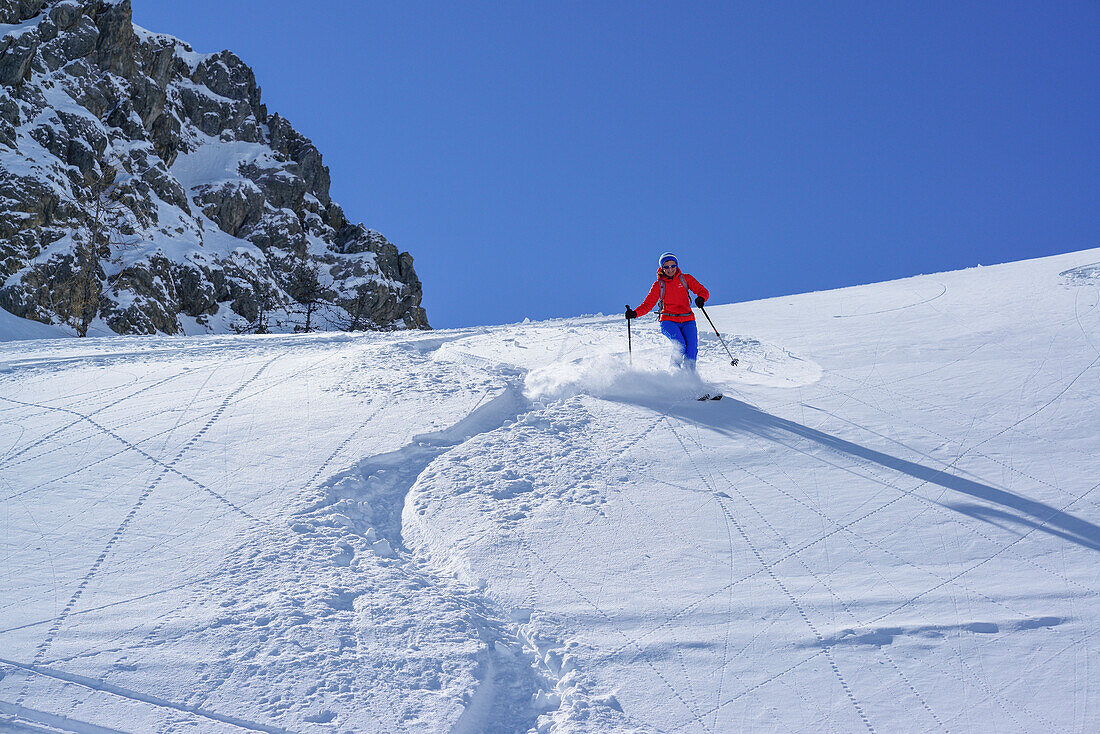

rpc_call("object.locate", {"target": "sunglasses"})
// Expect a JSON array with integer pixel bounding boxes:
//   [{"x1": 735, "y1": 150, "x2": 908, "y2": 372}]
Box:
[{"x1": 661, "y1": 262, "x2": 678, "y2": 270}]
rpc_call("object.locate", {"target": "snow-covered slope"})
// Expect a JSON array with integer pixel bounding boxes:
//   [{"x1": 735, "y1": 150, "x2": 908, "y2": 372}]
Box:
[
  {"x1": 1, "y1": 248, "x2": 1098, "y2": 732},
  {"x1": 0, "y1": 301, "x2": 65, "y2": 340}
]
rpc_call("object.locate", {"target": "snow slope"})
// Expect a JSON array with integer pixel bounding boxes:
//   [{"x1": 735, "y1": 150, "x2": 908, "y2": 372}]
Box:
[
  {"x1": 1, "y1": 248, "x2": 1098, "y2": 732},
  {"x1": 0, "y1": 309, "x2": 68, "y2": 342}
]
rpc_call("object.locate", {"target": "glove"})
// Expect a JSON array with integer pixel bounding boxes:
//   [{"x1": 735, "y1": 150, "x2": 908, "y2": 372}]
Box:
[
  {"x1": 625, "y1": 307, "x2": 637, "y2": 320},
  {"x1": 694, "y1": 295, "x2": 705, "y2": 307}
]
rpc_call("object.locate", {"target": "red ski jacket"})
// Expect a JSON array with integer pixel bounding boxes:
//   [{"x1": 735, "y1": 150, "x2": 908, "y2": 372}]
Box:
[{"x1": 634, "y1": 271, "x2": 709, "y2": 323}]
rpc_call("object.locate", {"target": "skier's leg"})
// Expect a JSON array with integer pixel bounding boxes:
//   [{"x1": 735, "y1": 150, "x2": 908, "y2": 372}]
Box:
[
  {"x1": 682, "y1": 320, "x2": 698, "y2": 370},
  {"x1": 660, "y1": 320, "x2": 688, "y2": 370}
]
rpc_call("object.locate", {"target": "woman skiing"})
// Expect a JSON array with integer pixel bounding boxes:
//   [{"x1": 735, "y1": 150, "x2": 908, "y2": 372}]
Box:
[{"x1": 626, "y1": 252, "x2": 709, "y2": 371}]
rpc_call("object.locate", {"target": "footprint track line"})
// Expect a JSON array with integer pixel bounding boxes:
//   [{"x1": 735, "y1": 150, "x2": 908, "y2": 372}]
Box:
[
  {"x1": 677, "y1": 428, "x2": 948, "y2": 732},
  {"x1": 735, "y1": 396, "x2": 1097, "y2": 595},
  {"x1": 136, "y1": 401, "x2": 389, "y2": 657},
  {"x1": 1, "y1": 401, "x2": 190, "y2": 476},
  {"x1": 511, "y1": 531, "x2": 710, "y2": 731},
  {"x1": 499, "y1": 408, "x2": 712, "y2": 726},
  {"x1": 14, "y1": 358, "x2": 277, "y2": 705},
  {"x1": 785, "y1": 399, "x2": 1097, "y2": 594},
  {"x1": 0, "y1": 368, "x2": 203, "y2": 469},
  {"x1": 864, "y1": 476, "x2": 1100, "y2": 630},
  {"x1": 822, "y1": 380, "x2": 1097, "y2": 494},
  {"x1": 0, "y1": 395, "x2": 260, "y2": 523},
  {"x1": 732, "y1": 403, "x2": 1100, "y2": 669},
  {"x1": 715, "y1": 487, "x2": 875, "y2": 734},
  {"x1": 714, "y1": 426, "x2": 1043, "y2": 619},
  {"x1": 603, "y1": 487, "x2": 917, "y2": 663},
  {"x1": 0, "y1": 381, "x2": 236, "y2": 489},
  {"x1": 665, "y1": 649, "x2": 828, "y2": 733},
  {"x1": 0, "y1": 358, "x2": 286, "y2": 524},
  {"x1": 666, "y1": 421, "x2": 876, "y2": 733}
]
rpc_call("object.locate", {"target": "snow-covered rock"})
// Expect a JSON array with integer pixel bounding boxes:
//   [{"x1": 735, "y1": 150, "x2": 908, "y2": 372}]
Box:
[{"x1": 0, "y1": 0, "x2": 428, "y2": 336}]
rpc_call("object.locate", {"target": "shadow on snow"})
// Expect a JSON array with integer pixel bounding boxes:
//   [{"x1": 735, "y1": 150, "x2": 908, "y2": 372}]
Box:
[{"x1": 649, "y1": 396, "x2": 1100, "y2": 553}]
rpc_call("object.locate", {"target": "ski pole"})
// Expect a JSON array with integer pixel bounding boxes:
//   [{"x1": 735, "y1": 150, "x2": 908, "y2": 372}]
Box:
[
  {"x1": 699, "y1": 305, "x2": 738, "y2": 366},
  {"x1": 625, "y1": 305, "x2": 633, "y2": 366}
]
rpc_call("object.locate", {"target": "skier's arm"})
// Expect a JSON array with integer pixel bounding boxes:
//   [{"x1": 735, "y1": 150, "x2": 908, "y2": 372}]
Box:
[
  {"x1": 634, "y1": 280, "x2": 662, "y2": 318},
  {"x1": 685, "y1": 274, "x2": 709, "y2": 303}
]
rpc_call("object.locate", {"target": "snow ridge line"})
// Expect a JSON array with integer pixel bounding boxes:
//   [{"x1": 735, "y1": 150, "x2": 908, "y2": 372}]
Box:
[
  {"x1": 14, "y1": 359, "x2": 277, "y2": 706},
  {"x1": 298, "y1": 397, "x2": 380, "y2": 498},
  {"x1": 514, "y1": 409, "x2": 695, "y2": 731},
  {"x1": 0, "y1": 657, "x2": 296, "y2": 734},
  {"x1": 373, "y1": 377, "x2": 652, "y2": 730},
  {"x1": 302, "y1": 380, "x2": 527, "y2": 546}
]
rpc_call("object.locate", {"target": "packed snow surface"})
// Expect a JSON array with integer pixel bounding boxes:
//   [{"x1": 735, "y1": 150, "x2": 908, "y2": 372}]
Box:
[{"x1": 1, "y1": 249, "x2": 1098, "y2": 732}]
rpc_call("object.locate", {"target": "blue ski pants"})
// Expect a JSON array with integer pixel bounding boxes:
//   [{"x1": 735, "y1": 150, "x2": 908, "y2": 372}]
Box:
[{"x1": 660, "y1": 319, "x2": 698, "y2": 369}]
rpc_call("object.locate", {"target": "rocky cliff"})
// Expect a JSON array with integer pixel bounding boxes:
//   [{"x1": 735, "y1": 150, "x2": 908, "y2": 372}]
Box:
[{"x1": 0, "y1": 0, "x2": 429, "y2": 335}]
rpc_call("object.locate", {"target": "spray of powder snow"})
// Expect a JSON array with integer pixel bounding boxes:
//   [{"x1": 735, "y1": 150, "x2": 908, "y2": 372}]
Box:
[{"x1": 524, "y1": 354, "x2": 716, "y2": 404}]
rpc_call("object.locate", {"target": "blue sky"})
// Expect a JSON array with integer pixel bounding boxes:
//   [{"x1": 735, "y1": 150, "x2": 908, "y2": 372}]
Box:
[{"x1": 133, "y1": 1, "x2": 1099, "y2": 329}]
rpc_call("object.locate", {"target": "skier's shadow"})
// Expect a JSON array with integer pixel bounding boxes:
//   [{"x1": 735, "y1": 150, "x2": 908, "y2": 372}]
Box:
[{"x1": 656, "y1": 396, "x2": 1100, "y2": 553}]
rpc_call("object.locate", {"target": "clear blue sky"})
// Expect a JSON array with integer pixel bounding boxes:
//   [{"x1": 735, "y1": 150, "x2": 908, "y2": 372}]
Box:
[{"x1": 133, "y1": 1, "x2": 1099, "y2": 329}]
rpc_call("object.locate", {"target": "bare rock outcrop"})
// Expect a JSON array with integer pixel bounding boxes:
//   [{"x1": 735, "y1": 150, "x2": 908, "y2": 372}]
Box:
[{"x1": 0, "y1": 0, "x2": 429, "y2": 335}]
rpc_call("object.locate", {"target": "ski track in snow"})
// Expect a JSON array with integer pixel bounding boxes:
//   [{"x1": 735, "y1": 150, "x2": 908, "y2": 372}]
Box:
[
  {"x1": 13, "y1": 358, "x2": 276, "y2": 706},
  {"x1": 2, "y1": 250, "x2": 1099, "y2": 732},
  {"x1": 670, "y1": 420, "x2": 949, "y2": 731}
]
